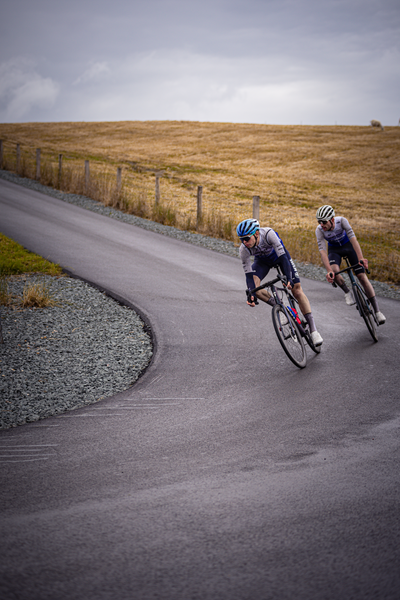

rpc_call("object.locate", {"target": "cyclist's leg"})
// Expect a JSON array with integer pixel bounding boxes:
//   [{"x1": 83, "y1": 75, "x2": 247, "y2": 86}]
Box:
[
  {"x1": 329, "y1": 246, "x2": 356, "y2": 306},
  {"x1": 280, "y1": 252, "x2": 310, "y2": 315},
  {"x1": 281, "y1": 251, "x2": 322, "y2": 344},
  {"x1": 291, "y1": 282, "x2": 310, "y2": 315},
  {"x1": 356, "y1": 271, "x2": 375, "y2": 299},
  {"x1": 252, "y1": 275, "x2": 274, "y2": 304},
  {"x1": 291, "y1": 284, "x2": 323, "y2": 345},
  {"x1": 344, "y1": 245, "x2": 372, "y2": 296},
  {"x1": 252, "y1": 259, "x2": 275, "y2": 305},
  {"x1": 328, "y1": 249, "x2": 349, "y2": 291},
  {"x1": 330, "y1": 264, "x2": 346, "y2": 287}
]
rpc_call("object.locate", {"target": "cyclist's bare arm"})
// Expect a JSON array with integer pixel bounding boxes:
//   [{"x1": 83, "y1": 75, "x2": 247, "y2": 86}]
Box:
[
  {"x1": 349, "y1": 236, "x2": 368, "y2": 269},
  {"x1": 347, "y1": 237, "x2": 377, "y2": 297}
]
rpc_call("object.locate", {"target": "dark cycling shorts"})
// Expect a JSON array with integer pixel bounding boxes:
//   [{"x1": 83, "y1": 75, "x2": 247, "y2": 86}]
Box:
[
  {"x1": 328, "y1": 242, "x2": 365, "y2": 275},
  {"x1": 252, "y1": 249, "x2": 301, "y2": 285}
]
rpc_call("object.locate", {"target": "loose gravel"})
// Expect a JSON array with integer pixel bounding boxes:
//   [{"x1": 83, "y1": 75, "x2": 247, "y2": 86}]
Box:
[
  {"x1": 1, "y1": 169, "x2": 399, "y2": 429},
  {"x1": 0, "y1": 275, "x2": 152, "y2": 429}
]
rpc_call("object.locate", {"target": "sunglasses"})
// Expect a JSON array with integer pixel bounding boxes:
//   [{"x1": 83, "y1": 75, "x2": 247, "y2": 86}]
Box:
[
  {"x1": 318, "y1": 219, "x2": 329, "y2": 225},
  {"x1": 240, "y1": 235, "x2": 253, "y2": 242}
]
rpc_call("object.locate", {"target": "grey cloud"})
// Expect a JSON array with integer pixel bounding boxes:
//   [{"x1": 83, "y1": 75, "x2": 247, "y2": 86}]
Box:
[
  {"x1": 73, "y1": 62, "x2": 111, "y2": 85},
  {"x1": 0, "y1": 58, "x2": 59, "y2": 121},
  {"x1": 0, "y1": 0, "x2": 399, "y2": 124}
]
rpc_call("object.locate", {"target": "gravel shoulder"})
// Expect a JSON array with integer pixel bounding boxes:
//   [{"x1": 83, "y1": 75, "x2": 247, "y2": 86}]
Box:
[
  {"x1": 0, "y1": 275, "x2": 153, "y2": 429},
  {"x1": 1, "y1": 169, "x2": 399, "y2": 429}
]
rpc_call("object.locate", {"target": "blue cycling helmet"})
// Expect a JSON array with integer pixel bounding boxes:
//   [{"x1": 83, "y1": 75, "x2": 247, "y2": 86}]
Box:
[{"x1": 236, "y1": 218, "x2": 260, "y2": 238}]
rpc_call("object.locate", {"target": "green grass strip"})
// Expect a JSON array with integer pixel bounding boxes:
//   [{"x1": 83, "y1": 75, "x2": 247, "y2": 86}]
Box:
[{"x1": 0, "y1": 233, "x2": 63, "y2": 276}]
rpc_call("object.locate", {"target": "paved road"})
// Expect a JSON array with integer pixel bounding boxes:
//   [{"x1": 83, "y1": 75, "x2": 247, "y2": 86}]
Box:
[{"x1": 1, "y1": 178, "x2": 399, "y2": 600}]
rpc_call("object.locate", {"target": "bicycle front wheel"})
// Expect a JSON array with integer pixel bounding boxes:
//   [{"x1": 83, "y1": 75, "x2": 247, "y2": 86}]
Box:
[
  {"x1": 272, "y1": 305, "x2": 307, "y2": 368},
  {"x1": 353, "y1": 286, "x2": 378, "y2": 343}
]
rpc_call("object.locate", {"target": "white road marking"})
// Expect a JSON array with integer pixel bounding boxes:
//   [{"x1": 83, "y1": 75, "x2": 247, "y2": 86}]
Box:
[
  {"x1": 58, "y1": 413, "x2": 126, "y2": 417},
  {"x1": 93, "y1": 404, "x2": 181, "y2": 408},
  {"x1": 0, "y1": 443, "x2": 58, "y2": 463},
  {"x1": 52, "y1": 399, "x2": 207, "y2": 418}
]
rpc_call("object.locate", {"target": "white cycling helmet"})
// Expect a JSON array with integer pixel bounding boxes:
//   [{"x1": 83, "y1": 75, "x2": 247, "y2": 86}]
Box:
[{"x1": 316, "y1": 205, "x2": 335, "y2": 221}]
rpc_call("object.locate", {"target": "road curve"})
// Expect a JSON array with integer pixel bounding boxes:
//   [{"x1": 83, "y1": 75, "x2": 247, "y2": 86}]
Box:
[{"x1": 1, "y1": 178, "x2": 399, "y2": 600}]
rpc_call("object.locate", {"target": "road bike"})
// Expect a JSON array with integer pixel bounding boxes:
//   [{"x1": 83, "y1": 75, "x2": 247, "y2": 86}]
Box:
[
  {"x1": 247, "y1": 270, "x2": 321, "y2": 369},
  {"x1": 332, "y1": 257, "x2": 379, "y2": 342}
]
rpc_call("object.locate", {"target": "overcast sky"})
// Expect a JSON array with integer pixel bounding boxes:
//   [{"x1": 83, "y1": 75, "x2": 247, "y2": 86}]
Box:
[{"x1": 0, "y1": 0, "x2": 399, "y2": 126}]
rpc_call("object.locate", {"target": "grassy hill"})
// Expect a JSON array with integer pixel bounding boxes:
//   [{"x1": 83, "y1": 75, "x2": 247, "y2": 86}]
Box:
[{"x1": 1, "y1": 121, "x2": 399, "y2": 283}]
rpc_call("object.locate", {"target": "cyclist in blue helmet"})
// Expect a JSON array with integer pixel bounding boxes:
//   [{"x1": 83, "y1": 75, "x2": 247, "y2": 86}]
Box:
[{"x1": 237, "y1": 218, "x2": 323, "y2": 347}]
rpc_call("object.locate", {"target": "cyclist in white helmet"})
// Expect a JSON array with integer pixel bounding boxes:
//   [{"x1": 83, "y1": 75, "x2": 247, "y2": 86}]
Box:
[
  {"x1": 237, "y1": 218, "x2": 323, "y2": 347},
  {"x1": 315, "y1": 205, "x2": 386, "y2": 324}
]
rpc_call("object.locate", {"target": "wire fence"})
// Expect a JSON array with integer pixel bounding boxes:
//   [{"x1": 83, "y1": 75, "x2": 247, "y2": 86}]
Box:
[{"x1": 1, "y1": 139, "x2": 399, "y2": 284}]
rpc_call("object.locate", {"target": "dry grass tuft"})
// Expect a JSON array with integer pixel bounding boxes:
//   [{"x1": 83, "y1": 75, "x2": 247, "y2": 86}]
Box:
[
  {"x1": 0, "y1": 276, "x2": 59, "y2": 309},
  {"x1": 1, "y1": 121, "x2": 399, "y2": 283},
  {"x1": 21, "y1": 280, "x2": 59, "y2": 308}
]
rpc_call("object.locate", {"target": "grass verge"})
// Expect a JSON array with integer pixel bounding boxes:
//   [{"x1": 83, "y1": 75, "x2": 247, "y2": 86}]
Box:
[{"x1": 0, "y1": 233, "x2": 63, "y2": 308}]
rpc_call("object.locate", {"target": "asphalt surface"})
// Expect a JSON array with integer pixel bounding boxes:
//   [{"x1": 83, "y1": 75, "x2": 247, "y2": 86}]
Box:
[{"x1": 1, "y1": 178, "x2": 399, "y2": 600}]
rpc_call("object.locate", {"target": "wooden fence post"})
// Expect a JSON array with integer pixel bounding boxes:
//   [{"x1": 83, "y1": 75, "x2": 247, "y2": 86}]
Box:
[
  {"x1": 252, "y1": 195, "x2": 260, "y2": 220},
  {"x1": 117, "y1": 167, "x2": 122, "y2": 194},
  {"x1": 58, "y1": 154, "x2": 63, "y2": 186},
  {"x1": 85, "y1": 160, "x2": 90, "y2": 191},
  {"x1": 155, "y1": 173, "x2": 160, "y2": 206},
  {"x1": 196, "y1": 186, "x2": 203, "y2": 230},
  {"x1": 36, "y1": 148, "x2": 41, "y2": 180},
  {"x1": 0, "y1": 140, "x2": 3, "y2": 170},
  {"x1": 16, "y1": 144, "x2": 21, "y2": 174}
]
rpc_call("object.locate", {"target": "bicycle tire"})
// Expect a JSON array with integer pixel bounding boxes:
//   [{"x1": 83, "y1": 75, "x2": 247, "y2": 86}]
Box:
[
  {"x1": 353, "y1": 286, "x2": 378, "y2": 343},
  {"x1": 272, "y1": 305, "x2": 307, "y2": 368}
]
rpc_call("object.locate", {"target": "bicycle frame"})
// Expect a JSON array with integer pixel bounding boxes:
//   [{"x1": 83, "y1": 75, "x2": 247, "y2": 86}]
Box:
[
  {"x1": 247, "y1": 273, "x2": 302, "y2": 336},
  {"x1": 249, "y1": 269, "x2": 314, "y2": 331}
]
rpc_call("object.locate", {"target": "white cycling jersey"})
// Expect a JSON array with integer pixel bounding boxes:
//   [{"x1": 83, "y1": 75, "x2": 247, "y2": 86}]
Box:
[
  {"x1": 239, "y1": 227, "x2": 286, "y2": 274},
  {"x1": 315, "y1": 216, "x2": 355, "y2": 253}
]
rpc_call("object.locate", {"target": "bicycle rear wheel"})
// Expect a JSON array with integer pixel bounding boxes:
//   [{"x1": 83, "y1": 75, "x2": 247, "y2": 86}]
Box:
[
  {"x1": 353, "y1": 286, "x2": 378, "y2": 342},
  {"x1": 272, "y1": 305, "x2": 307, "y2": 368}
]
